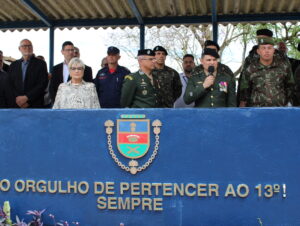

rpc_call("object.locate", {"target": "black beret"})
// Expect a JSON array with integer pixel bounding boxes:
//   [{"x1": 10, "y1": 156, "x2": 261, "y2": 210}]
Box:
[
  {"x1": 153, "y1": 46, "x2": 168, "y2": 55},
  {"x1": 297, "y1": 43, "x2": 300, "y2": 52},
  {"x1": 256, "y1": 29, "x2": 273, "y2": 37},
  {"x1": 204, "y1": 40, "x2": 220, "y2": 51},
  {"x1": 138, "y1": 49, "x2": 155, "y2": 56},
  {"x1": 202, "y1": 48, "x2": 220, "y2": 59},
  {"x1": 107, "y1": 46, "x2": 120, "y2": 55}
]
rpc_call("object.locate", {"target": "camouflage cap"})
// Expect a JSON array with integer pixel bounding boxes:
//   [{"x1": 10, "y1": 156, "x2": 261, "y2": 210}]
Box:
[
  {"x1": 257, "y1": 37, "x2": 275, "y2": 46},
  {"x1": 153, "y1": 46, "x2": 168, "y2": 55}
]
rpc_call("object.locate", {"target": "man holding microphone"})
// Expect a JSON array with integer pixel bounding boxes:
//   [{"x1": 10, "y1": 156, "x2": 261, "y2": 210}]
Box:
[{"x1": 184, "y1": 48, "x2": 236, "y2": 108}]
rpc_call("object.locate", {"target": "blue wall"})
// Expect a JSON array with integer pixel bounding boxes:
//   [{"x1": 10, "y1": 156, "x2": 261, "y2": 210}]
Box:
[{"x1": 0, "y1": 108, "x2": 300, "y2": 226}]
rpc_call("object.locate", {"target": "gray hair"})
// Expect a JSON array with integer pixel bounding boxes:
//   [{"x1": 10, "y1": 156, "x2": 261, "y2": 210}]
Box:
[
  {"x1": 68, "y1": 57, "x2": 85, "y2": 70},
  {"x1": 19, "y1": 39, "x2": 32, "y2": 47}
]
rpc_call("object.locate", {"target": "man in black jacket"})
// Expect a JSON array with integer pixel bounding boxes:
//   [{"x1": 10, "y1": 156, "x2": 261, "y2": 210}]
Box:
[
  {"x1": 0, "y1": 70, "x2": 11, "y2": 108},
  {"x1": 0, "y1": 50, "x2": 10, "y2": 72},
  {"x1": 8, "y1": 39, "x2": 48, "y2": 108},
  {"x1": 49, "y1": 41, "x2": 93, "y2": 103}
]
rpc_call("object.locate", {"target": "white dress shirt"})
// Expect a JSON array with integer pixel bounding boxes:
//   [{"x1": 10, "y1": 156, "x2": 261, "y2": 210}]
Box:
[
  {"x1": 174, "y1": 72, "x2": 194, "y2": 108},
  {"x1": 63, "y1": 62, "x2": 70, "y2": 83}
]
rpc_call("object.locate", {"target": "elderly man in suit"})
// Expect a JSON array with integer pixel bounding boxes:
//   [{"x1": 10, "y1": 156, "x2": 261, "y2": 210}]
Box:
[
  {"x1": 8, "y1": 39, "x2": 48, "y2": 108},
  {"x1": 49, "y1": 41, "x2": 93, "y2": 103}
]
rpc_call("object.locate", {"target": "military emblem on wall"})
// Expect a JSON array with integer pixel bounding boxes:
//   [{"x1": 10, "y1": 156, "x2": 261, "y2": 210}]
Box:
[{"x1": 104, "y1": 114, "x2": 162, "y2": 175}]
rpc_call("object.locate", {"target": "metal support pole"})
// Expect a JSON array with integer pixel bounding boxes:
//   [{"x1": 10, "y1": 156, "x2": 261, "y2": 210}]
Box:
[
  {"x1": 140, "y1": 24, "x2": 145, "y2": 50},
  {"x1": 211, "y1": 0, "x2": 218, "y2": 42},
  {"x1": 49, "y1": 26, "x2": 54, "y2": 71}
]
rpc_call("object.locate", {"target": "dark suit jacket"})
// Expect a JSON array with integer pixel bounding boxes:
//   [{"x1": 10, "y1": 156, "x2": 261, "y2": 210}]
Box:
[
  {"x1": 49, "y1": 62, "x2": 93, "y2": 103},
  {"x1": 8, "y1": 56, "x2": 48, "y2": 108},
  {"x1": 0, "y1": 70, "x2": 14, "y2": 108},
  {"x1": 3, "y1": 63, "x2": 9, "y2": 73}
]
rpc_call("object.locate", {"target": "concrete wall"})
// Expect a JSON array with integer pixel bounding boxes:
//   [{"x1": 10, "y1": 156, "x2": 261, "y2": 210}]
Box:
[{"x1": 0, "y1": 108, "x2": 299, "y2": 225}]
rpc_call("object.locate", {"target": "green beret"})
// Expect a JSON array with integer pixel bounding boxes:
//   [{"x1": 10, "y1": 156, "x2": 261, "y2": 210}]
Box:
[{"x1": 257, "y1": 37, "x2": 275, "y2": 46}]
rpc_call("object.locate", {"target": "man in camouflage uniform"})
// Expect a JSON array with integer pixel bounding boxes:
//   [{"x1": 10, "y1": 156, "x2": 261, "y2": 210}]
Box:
[
  {"x1": 121, "y1": 49, "x2": 159, "y2": 108},
  {"x1": 184, "y1": 48, "x2": 236, "y2": 108},
  {"x1": 152, "y1": 46, "x2": 182, "y2": 107},
  {"x1": 294, "y1": 63, "x2": 300, "y2": 106},
  {"x1": 239, "y1": 37, "x2": 294, "y2": 107},
  {"x1": 237, "y1": 29, "x2": 290, "y2": 105},
  {"x1": 200, "y1": 40, "x2": 235, "y2": 79},
  {"x1": 293, "y1": 43, "x2": 300, "y2": 106}
]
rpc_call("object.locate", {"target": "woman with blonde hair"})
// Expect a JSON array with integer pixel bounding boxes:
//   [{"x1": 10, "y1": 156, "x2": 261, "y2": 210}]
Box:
[{"x1": 53, "y1": 58, "x2": 100, "y2": 109}]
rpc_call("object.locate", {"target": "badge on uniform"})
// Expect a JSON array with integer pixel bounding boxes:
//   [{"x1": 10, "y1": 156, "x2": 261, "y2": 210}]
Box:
[
  {"x1": 141, "y1": 79, "x2": 147, "y2": 87},
  {"x1": 142, "y1": 90, "x2": 148, "y2": 95},
  {"x1": 219, "y1": 81, "x2": 228, "y2": 93}
]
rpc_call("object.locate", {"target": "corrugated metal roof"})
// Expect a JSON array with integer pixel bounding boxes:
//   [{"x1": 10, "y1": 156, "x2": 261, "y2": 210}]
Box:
[
  {"x1": 33, "y1": 0, "x2": 133, "y2": 20},
  {"x1": 0, "y1": 0, "x2": 299, "y2": 31}
]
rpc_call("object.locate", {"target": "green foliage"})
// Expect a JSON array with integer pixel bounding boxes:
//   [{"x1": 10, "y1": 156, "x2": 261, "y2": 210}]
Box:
[{"x1": 236, "y1": 23, "x2": 300, "y2": 58}]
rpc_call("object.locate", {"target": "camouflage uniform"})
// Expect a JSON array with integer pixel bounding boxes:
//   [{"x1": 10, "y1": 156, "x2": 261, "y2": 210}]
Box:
[
  {"x1": 237, "y1": 46, "x2": 291, "y2": 105},
  {"x1": 152, "y1": 65, "x2": 182, "y2": 108},
  {"x1": 293, "y1": 65, "x2": 300, "y2": 106},
  {"x1": 184, "y1": 66, "x2": 236, "y2": 108},
  {"x1": 239, "y1": 57, "x2": 294, "y2": 107}
]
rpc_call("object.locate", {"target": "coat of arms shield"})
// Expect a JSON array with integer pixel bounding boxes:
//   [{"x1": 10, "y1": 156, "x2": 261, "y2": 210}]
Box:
[
  {"x1": 117, "y1": 119, "x2": 150, "y2": 159},
  {"x1": 104, "y1": 115, "x2": 162, "y2": 174}
]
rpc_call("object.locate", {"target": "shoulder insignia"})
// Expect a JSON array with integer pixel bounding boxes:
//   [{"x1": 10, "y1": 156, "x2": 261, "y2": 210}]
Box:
[{"x1": 125, "y1": 75, "x2": 133, "y2": 80}]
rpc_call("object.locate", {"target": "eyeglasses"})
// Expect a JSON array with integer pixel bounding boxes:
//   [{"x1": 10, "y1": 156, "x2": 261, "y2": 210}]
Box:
[
  {"x1": 140, "y1": 58, "x2": 156, "y2": 61},
  {"x1": 70, "y1": 67, "x2": 84, "y2": 71},
  {"x1": 20, "y1": 45, "x2": 32, "y2": 48}
]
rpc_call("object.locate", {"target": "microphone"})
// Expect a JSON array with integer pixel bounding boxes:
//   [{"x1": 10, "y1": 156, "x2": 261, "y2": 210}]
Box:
[{"x1": 208, "y1": 66, "x2": 214, "y2": 76}]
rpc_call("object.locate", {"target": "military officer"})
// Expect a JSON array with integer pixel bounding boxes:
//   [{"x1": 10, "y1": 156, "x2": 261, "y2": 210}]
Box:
[
  {"x1": 237, "y1": 28, "x2": 290, "y2": 105},
  {"x1": 239, "y1": 37, "x2": 294, "y2": 107},
  {"x1": 184, "y1": 48, "x2": 236, "y2": 108},
  {"x1": 120, "y1": 49, "x2": 159, "y2": 108},
  {"x1": 152, "y1": 46, "x2": 182, "y2": 107}
]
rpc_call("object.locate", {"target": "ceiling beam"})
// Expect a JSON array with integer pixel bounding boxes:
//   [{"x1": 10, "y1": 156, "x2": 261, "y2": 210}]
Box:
[
  {"x1": 0, "y1": 13, "x2": 299, "y2": 30},
  {"x1": 127, "y1": 0, "x2": 144, "y2": 24},
  {"x1": 20, "y1": 0, "x2": 52, "y2": 27}
]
